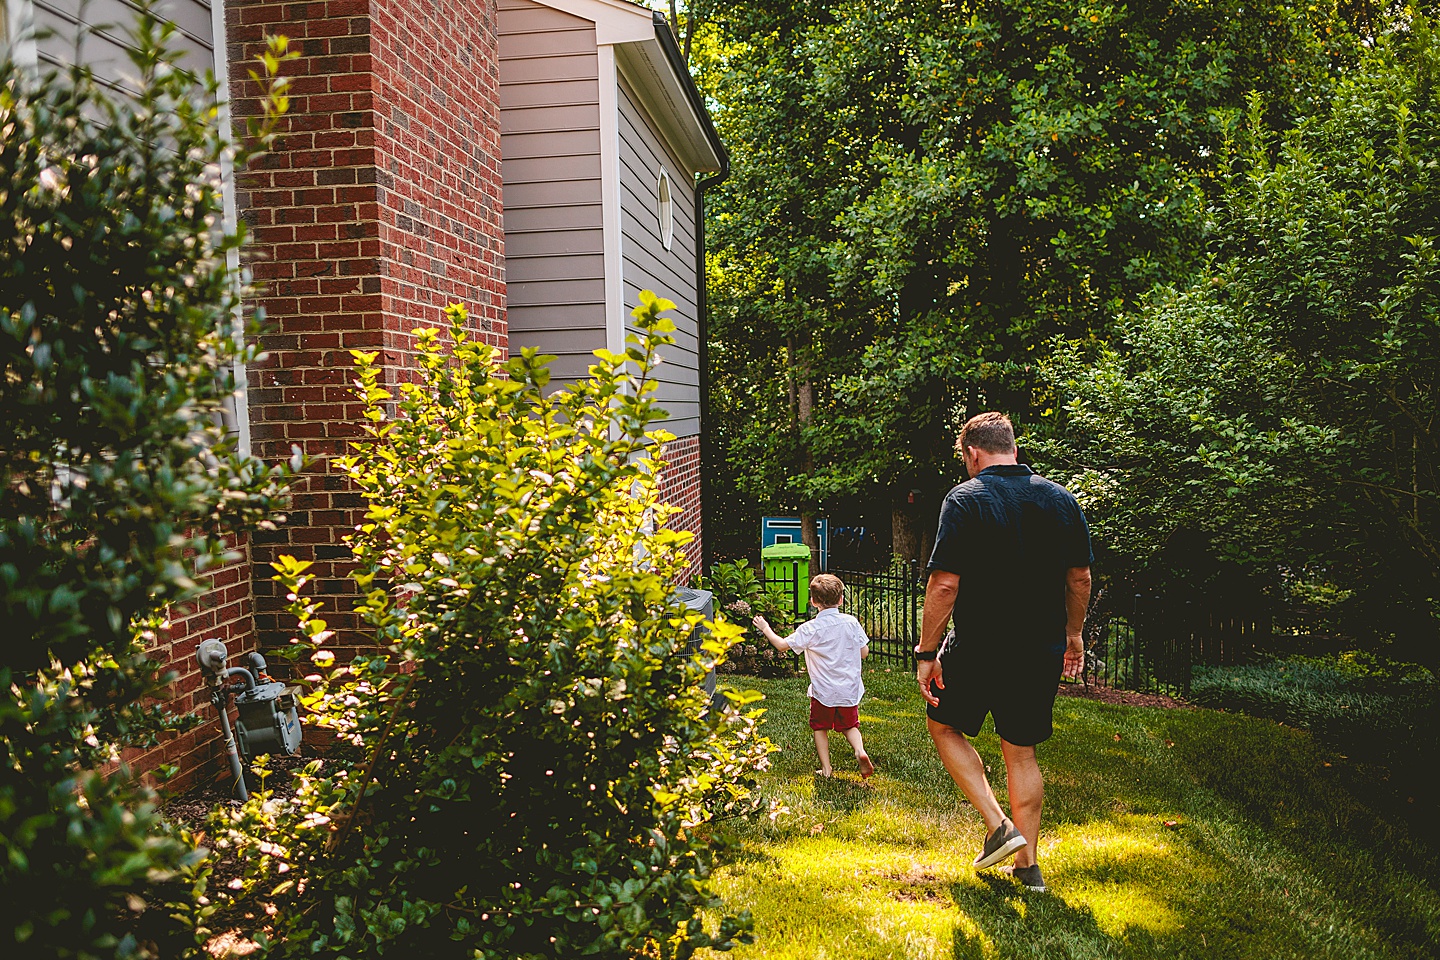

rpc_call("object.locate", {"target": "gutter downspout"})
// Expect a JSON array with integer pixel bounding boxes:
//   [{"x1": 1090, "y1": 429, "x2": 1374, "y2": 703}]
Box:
[
  {"x1": 696, "y1": 163, "x2": 727, "y2": 574},
  {"x1": 651, "y1": 12, "x2": 729, "y2": 575}
]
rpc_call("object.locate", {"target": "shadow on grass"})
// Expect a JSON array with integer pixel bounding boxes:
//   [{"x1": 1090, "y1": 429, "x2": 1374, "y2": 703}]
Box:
[
  {"x1": 813, "y1": 773, "x2": 875, "y2": 812},
  {"x1": 951, "y1": 875, "x2": 1123, "y2": 960},
  {"x1": 1164, "y1": 710, "x2": 1440, "y2": 883}
]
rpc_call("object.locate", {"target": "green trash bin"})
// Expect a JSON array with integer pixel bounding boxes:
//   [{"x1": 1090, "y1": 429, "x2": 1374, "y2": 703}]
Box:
[{"x1": 762, "y1": 542, "x2": 812, "y2": 614}]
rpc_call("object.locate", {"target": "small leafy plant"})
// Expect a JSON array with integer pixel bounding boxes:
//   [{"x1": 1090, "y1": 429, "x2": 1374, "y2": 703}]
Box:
[
  {"x1": 701, "y1": 559, "x2": 795, "y2": 633},
  {"x1": 209, "y1": 295, "x2": 773, "y2": 958}
]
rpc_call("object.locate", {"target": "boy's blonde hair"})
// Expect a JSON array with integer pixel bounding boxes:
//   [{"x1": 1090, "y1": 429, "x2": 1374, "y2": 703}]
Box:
[{"x1": 810, "y1": 573, "x2": 844, "y2": 607}]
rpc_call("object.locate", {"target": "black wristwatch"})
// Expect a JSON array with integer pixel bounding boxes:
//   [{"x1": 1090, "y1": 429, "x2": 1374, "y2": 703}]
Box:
[{"x1": 914, "y1": 647, "x2": 939, "y2": 661}]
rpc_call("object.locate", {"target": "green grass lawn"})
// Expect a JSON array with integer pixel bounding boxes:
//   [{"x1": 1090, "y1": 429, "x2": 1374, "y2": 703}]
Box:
[{"x1": 702, "y1": 669, "x2": 1440, "y2": 960}]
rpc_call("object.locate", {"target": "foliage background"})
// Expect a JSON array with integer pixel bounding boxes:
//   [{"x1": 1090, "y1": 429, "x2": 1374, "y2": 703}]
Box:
[
  {"x1": 691, "y1": 0, "x2": 1352, "y2": 561},
  {"x1": 0, "y1": 11, "x2": 292, "y2": 958},
  {"x1": 1039, "y1": 14, "x2": 1440, "y2": 674}
]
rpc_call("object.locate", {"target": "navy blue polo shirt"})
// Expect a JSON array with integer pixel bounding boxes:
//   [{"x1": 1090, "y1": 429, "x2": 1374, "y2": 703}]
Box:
[{"x1": 927, "y1": 464, "x2": 1093, "y2": 657}]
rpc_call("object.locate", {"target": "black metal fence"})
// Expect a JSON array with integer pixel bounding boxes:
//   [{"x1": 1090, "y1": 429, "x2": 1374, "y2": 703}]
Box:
[
  {"x1": 1084, "y1": 596, "x2": 1271, "y2": 697},
  {"x1": 760, "y1": 562, "x2": 1268, "y2": 698},
  {"x1": 1085, "y1": 598, "x2": 1190, "y2": 697},
  {"x1": 828, "y1": 564, "x2": 923, "y2": 665}
]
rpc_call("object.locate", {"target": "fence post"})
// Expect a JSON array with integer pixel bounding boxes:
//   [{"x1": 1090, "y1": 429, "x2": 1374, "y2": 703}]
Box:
[
  {"x1": 909, "y1": 562, "x2": 919, "y2": 665},
  {"x1": 1182, "y1": 602, "x2": 1194, "y2": 697},
  {"x1": 792, "y1": 560, "x2": 803, "y2": 619},
  {"x1": 1129, "y1": 595, "x2": 1138, "y2": 692}
]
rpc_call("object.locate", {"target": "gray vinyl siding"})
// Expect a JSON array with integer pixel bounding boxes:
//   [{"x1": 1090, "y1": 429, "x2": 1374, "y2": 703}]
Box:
[
  {"x1": 498, "y1": 0, "x2": 605, "y2": 384},
  {"x1": 32, "y1": 0, "x2": 217, "y2": 93},
  {"x1": 617, "y1": 75, "x2": 699, "y2": 438}
]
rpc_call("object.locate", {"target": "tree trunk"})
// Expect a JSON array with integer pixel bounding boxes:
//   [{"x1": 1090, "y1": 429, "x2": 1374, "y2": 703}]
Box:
[
  {"x1": 796, "y1": 346, "x2": 819, "y2": 571},
  {"x1": 801, "y1": 513, "x2": 820, "y2": 572},
  {"x1": 892, "y1": 492, "x2": 923, "y2": 565},
  {"x1": 893, "y1": 478, "x2": 945, "y2": 567}
]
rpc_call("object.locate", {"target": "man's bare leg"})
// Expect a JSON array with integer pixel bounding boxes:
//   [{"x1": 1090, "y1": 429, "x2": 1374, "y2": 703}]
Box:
[
  {"x1": 999, "y1": 739, "x2": 1043, "y2": 868},
  {"x1": 927, "y1": 717, "x2": 1006, "y2": 830},
  {"x1": 813, "y1": 730, "x2": 833, "y2": 776},
  {"x1": 841, "y1": 726, "x2": 875, "y2": 778}
]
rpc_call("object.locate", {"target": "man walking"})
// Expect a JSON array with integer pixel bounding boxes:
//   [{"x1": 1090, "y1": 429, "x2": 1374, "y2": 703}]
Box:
[{"x1": 917, "y1": 412, "x2": 1092, "y2": 893}]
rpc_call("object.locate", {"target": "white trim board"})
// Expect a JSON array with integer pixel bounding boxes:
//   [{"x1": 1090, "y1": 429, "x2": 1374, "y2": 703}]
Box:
[
  {"x1": 513, "y1": 0, "x2": 721, "y2": 174},
  {"x1": 211, "y1": 0, "x2": 250, "y2": 455},
  {"x1": 4, "y1": 0, "x2": 41, "y2": 74},
  {"x1": 597, "y1": 42, "x2": 624, "y2": 363},
  {"x1": 514, "y1": 0, "x2": 653, "y2": 45}
]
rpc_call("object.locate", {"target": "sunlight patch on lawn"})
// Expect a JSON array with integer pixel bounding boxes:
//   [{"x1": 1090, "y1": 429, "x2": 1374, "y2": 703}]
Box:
[
  {"x1": 1048, "y1": 817, "x2": 1216, "y2": 937},
  {"x1": 708, "y1": 837, "x2": 979, "y2": 960}
]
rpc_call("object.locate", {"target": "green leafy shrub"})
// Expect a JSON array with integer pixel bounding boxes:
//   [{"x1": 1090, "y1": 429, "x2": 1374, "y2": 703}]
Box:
[
  {"x1": 700, "y1": 559, "x2": 794, "y2": 632},
  {"x1": 715, "y1": 642, "x2": 801, "y2": 679},
  {"x1": 701, "y1": 558, "x2": 765, "y2": 618},
  {"x1": 0, "y1": 7, "x2": 293, "y2": 957},
  {"x1": 1191, "y1": 660, "x2": 1439, "y2": 759},
  {"x1": 209, "y1": 295, "x2": 773, "y2": 958}
]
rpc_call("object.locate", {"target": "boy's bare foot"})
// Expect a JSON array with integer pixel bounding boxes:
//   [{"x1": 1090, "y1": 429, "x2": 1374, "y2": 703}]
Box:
[
  {"x1": 857, "y1": 754, "x2": 875, "y2": 779},
  {"x1": 815, "y1": 768, "x2": 833, "y2": 778}
]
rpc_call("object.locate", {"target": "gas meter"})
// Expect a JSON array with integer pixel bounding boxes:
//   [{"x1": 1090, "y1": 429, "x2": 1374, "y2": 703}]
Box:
[
  {"x1": 235, "y1": 678, "x2": 304, "y2": 759},
  {"x1": 195, "y1": 638, "x2": 303, "y2": 799}
]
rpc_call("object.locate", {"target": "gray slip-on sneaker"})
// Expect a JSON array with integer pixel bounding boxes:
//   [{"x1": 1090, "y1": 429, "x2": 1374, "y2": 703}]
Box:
[
  {"x1": 973, "y1": 819, "x2": 1027, "y2": 869},
  {"x1": 1010, "y1": 863, "x2": 1046, "y2": 892}
]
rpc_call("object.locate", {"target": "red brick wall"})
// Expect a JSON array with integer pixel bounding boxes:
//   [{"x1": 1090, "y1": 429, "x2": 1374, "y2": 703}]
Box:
[
  {"x1": 369, "y1": 0, "x2": 507, "y2": 353},
  {"x1": 122, "y1": 540, "x2": 258, "y2": 794},
  {"x1": 658, "y1": 434, "x2": 703, "y2": 582},
  {"x1": 125, "y1": 0, "x2": 713, "y2": 795},
  {"x1": 226, "y1": 0, "x2": 507, "y2": 666}
]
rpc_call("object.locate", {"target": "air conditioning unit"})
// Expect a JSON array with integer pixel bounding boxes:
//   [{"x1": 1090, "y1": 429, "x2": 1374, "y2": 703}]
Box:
[{"x1": 671, "y1": 587, "x2": 725, "y2": 711}]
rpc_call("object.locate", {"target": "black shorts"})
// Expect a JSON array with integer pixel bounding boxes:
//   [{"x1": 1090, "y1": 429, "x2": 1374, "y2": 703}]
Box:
[{"x1": 925, "y1": 645, "x2": 1064, "y2": 747}]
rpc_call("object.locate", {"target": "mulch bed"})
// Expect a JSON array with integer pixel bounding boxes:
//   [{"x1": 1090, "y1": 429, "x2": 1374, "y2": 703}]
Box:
[
  {"x1": 1055, "y1": 681, "x2": 1189, "y2": 710},
  {"x1": 163, "y1": 753, "x2": 315, "y2": 955},
  {"x1": 165, "y1": 754, "x2": 312, "y2": 837}
]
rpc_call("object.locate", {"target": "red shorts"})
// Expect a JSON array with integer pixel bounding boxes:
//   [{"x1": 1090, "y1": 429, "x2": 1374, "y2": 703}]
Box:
[{"x1": 809, "y1": 697, "x2": 860, "y2": 731}]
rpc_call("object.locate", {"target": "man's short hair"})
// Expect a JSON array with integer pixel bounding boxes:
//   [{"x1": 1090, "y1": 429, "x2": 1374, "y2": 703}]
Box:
[
  {"x1": 810, "y1": 573, "x2": 844, "y2": 607},
  {"x1": 959, "y1": 412, "x2": 1016, "y2": 455}
]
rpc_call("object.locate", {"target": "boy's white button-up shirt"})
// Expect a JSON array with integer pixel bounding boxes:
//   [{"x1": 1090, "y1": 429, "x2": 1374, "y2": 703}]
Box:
[{"x1": 785, "y1": 607, "x2": 870, "y2": 707}]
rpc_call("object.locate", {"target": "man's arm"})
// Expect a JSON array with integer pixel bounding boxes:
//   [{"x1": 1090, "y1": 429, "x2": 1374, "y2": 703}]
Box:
[
  {"x1": 751, "y1": 615, "x2": 791, "y2": 652},
  {"x1": 1063, "y1": 566, "x2": 1092, "y2": 679},
  {"x1": 919, "y1": 571, "x2": 958, "y2": 654},
  {"x1": 917, "y1": 570, "x2": 959, "y2": 706}
]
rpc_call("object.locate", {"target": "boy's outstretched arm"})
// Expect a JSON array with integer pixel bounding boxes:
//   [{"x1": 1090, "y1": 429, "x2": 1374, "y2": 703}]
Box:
[{"x1": 752, "y1": 615, "x2": 790, "y2": 651}]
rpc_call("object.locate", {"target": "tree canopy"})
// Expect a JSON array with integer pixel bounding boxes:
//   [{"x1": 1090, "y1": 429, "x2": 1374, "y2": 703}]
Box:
[
  {"x1": 1040, "y1": 15, "x2": 1440, "y2": 672},
  {"x1": 697, "y1": 0, "x2": 1348, "y2": 558}
]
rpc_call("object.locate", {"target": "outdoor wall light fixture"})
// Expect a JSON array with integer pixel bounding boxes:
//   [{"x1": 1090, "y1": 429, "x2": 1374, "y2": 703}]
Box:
[{"x1": 195, "y1": 638, "x2": 303, "y2": 800}]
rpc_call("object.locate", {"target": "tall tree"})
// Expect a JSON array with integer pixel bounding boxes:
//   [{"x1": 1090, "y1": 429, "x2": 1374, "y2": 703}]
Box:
[
  {"x1": 697, "y1": 0, "x2": 1344, "y2": 561},
  {"x1": 694, "y1": 2, "x2": 887, "y2": 563},
  {"x1": 1041, "y1": 14, "x2": 1440, "y2": 672}
]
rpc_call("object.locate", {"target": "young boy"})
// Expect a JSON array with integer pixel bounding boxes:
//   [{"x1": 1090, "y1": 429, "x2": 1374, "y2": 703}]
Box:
[{"x1": 753, "y1": 573, "x2": 875, "y2": 779}]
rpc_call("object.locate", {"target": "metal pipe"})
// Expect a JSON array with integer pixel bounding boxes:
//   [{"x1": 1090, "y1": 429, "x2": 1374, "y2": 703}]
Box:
[
  {"x1": 221, "y1": 665, "x2": 258, "y2": 692},
  {"x1": 211, "y1": 682, "x2": 248, "y2": 801}
]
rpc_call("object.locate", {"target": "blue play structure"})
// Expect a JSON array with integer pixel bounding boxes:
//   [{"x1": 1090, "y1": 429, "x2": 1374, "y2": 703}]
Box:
[{"x1": 760, "y1": 517, "x2": 828, "y2": 570}]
